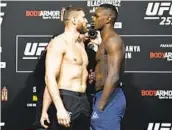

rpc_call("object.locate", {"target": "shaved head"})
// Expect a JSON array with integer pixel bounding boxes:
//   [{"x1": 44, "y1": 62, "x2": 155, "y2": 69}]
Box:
[{"x1": 99, "y1": 4, "x2": 118, "y2": 24}]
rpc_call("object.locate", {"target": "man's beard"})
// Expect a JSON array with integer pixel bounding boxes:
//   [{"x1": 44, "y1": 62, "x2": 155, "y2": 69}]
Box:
[{"x1": 77, "y1": 24, "x2": 87, "y2": 34}]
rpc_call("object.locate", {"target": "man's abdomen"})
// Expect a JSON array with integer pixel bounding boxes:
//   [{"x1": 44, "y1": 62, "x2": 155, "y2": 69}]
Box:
[
  {"x1": 58, "y1": 63, "x2": 86, "y2": 93},
  {"x1": 95, "y1": 62, "x2": 108, "y2": 90}
]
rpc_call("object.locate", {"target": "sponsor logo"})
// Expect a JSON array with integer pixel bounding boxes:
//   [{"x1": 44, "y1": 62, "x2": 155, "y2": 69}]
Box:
[
  {"x1": 87, "y1": 0, "x2": 122, "y2": 29},
  {"x1": 27, "y1": 86, "x2": 38, "y2": 108},
  {"x1": 147, "y1": 123, "x2": 172, "y2": 130},
  {"x1": 87, "y1": 0, "x2": 121, "y2": 12},
  {"x1": 160, "y1": 44, "x2": 172, "y2": 48},
  {"x1": 0, "y1": 87, "x2": 8, "y2": 102},
  {"x1": 149, "y1": 52, "x2": 172, "y2": 61},
  {"x1": 114, "y1": 22, "x2": 122, "y2": 29},
  {"x1": 91, "y1": 112, "x2": 99, "y2": 119},
  {"x1": 23, "y1": 42, "x2": 48, "y2": 60},
  {"x1": 0, "y1": 2, "x2": 7, "y2": 25},
  {"x1": 125, "y1": 45, "x2": 141, "y2": 59},
  {"x1": 32, "y1": 86, "x2": 37, "y2": 102},
  {"x1": 144, "y1": 2, "x2": 172, "y2": 25},
  {"x1": 27, "y1": 103, "x2": 36, "y2": 107},
  {"x1": 141, "y1": 90, "x2": 172, "y2": 99},
  {"x1": 26, "y1": 10, "x2": 60, "y2": 19},
  {"x1": 16, "y1": 35, "x2": 52, "y2": 72}
]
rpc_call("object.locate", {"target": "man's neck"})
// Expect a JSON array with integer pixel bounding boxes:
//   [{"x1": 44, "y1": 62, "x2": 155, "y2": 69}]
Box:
[
  {"x1": 64, "y1": 26, "x2": 80, "y2": 43},
  {"x1": 100, "y1": 24, "x2": 114, "y2": 41}
]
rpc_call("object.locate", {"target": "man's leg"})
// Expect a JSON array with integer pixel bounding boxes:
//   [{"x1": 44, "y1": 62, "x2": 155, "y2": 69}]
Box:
[
  {"x1": 71, "y1": 114, "x2": 90, "y2": 130},
  {"x1": 91, "y1": 88, "x2": 126, "y2": 130}
]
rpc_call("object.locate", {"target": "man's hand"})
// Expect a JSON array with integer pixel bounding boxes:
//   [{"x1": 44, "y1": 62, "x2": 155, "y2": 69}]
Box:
[
  {"x1": 57, "y1": 108, "x2": 71, "y2": 128},
  {"x1": 97, "y1": 100, "x2": 105, "y2": 112},
  {"x1": 40, "y1": 111, "x2": 50, "y2": 129}
]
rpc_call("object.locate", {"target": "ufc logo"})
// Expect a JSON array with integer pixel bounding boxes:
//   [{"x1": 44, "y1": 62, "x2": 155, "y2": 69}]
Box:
[
  {"x1": 147, "y1": 123, "x2": 172, "y2": 130},
  {"x1": 146, "y1": 2, "x2": 172, "y2": 16},
  {"x1": 23, "y1": 42, "x2": 48, "y2": 59},
  {"x1": 0, "y1": 3, "x2": 7, "y2": 25}
]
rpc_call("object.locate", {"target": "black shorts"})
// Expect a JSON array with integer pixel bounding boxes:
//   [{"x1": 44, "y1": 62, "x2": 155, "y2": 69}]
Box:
[{"x1": 51, "y1": 89, "x2": 90, "y2": 130}]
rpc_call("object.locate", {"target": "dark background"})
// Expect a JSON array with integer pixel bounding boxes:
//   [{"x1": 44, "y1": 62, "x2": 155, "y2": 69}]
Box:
[{"x1": 1, "y1": 0, "x2": 172, "y2": 130}]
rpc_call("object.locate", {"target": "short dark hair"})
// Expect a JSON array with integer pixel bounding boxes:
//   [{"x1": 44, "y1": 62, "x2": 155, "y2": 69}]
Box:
[
  {"x1": 63, "y1": 6, "x2": 83, "y2": 22},
  {"x1": 99, "y1": 4, "x2": 118, "y2": 23}
]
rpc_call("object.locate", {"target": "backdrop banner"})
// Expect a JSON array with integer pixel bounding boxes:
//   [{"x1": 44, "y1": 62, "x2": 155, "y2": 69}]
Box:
[{"x1": 1, "y1": 0, "x2": 172, "y2": 130}]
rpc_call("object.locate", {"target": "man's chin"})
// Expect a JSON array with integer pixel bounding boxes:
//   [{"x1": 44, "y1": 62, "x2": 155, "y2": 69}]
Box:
[
  {"x1": 79, "y1": 29, "x2": 88, "y2": 34},
  {"x1": 80, "y1": 32, "x2": 87, "y2": 35},
  {"x1": 94, "y1": 26, "x2": 98, "y2": 30}
]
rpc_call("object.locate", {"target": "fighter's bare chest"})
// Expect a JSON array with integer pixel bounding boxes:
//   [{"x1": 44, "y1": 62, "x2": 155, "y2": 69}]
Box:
[
  {"x1": 64, "y1": 43, "x2": 88, "y2": 65},
  {"x1": 96, "y1": 43, "x2": 108, "y2": 63}
]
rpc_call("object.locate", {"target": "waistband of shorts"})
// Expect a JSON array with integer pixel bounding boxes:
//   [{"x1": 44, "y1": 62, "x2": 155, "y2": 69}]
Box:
[
  {"x1": 96, "y1": 84, "x2": 122, "y2": 93},
  {"x1": 59, "y1": 89, "x2": 86, "y2": 97},
  {"x1": 96, "y1": 89, "x2": 103, "y2": 93}
]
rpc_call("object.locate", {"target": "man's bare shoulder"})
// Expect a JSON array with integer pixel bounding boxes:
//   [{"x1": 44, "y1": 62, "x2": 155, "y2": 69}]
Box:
[
  {"x1": 107, "y1": 34, "x2": 123, "y2": 44},
  {"x1": 105, "y1": 34, "x2": 124, "y2": 53},
  {"x1": 47, "y1": 33, "x2": 67, "y2": 52}
]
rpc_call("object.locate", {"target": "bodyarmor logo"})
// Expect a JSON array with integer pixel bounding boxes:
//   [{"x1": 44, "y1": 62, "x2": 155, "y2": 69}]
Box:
[
  {"x1": 26, "y1": 10, "x2": 60, "y2": 19},
  {"x1": 23, "y1": 42, "x2": 48, "y2": 59},
  {"x1": 142, "y1": 90, "x2": 172, "y2": 99},
  {"x1": 144, "y1": 2, "x2": 172, "y2": 25},
  {"x1": 0, "y1": 2, "x2": 7, "y2": 25},
  {"x1": 150, "y1": 52, "x2": 172, "y2": 61},
  {"x1": 164, "y1": 52, "x2": 172, "y2": 61},
  {"x1": 147, "y1": 123, "x2": 172, "y2": 130}
]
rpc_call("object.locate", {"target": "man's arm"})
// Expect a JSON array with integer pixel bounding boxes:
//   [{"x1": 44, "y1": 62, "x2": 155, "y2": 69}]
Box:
[
  {"x1": 40, "y1": 87, "x2": 52, "y2": 128},
  {"x1": 82, "y1": 66, "x2": 88, "y2": 88},
  {"x1": 42, "y1": 87, "x2": 52, "y2": 113},
  {"x1": 81, "y1": 43, "x2": 89, "y2": 88},
  {"x1": 45, "y1": 37, "x2": 70, "y2": 127},
  {"x1": 98, "y1": 37, "x2": 124, "y2": 111},
  {"x1": 45, "y1": 37, "x2": 65, "y2": 111}
]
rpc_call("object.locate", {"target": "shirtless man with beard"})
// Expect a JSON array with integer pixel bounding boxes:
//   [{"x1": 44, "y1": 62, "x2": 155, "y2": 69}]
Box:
[{"x1": 41, "y1": 7, "x2": 90, "y2": 130}]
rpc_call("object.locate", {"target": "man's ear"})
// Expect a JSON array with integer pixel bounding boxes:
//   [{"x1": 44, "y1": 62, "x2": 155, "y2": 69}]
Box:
[
  {"x1": 71, "y1": 17, "x2": 78, "y2": 25},
  {"x1": 106, "y1": 17, "x2": 111, "y2": 24}
]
